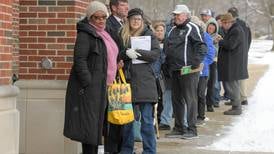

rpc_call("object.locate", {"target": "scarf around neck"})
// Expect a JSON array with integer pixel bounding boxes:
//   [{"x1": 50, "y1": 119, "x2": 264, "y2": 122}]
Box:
[{"x1": 92, "y1": 24, "x2": 119, "y2": 85}]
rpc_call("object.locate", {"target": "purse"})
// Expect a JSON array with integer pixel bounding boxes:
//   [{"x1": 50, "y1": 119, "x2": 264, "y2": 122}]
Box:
[{"x1": 107, "y1": 69, "x2": 134, "y2": 125}]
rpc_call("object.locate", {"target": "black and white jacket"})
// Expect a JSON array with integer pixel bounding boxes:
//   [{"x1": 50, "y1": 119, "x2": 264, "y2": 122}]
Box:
[{"x1": 164, "y1": 18, "x2": 207, "y2": 71}]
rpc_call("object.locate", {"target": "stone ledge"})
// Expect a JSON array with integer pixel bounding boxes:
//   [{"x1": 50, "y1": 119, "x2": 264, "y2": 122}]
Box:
[
  {"x1": 0, "y1": 85, "x2": 20, "y2": 98},
  {"x1": 15, "y1": 80, "x2": 67, "y2": 90}
]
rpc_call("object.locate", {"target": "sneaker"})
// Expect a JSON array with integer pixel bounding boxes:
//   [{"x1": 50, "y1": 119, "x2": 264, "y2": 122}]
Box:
[
  {"x1": 165, "y1": 129, "x2": 183, "y2": 138},
  {"x1": 241, "y1": 100, "x2": 248, "y2": 105},
  {"x1": 159, "y1": 123, "x2": 171, "y2": 130},
  {"x1": 224, "y1": 101, "x2": 232, "y2": 105},
  {"x1": 181, "y1": 132, "x2": 198, "y2": 140},
  {"x1": 204, "y1": 117, "x2": 210, "y2": 121},
  {"x1": 224, "y1": 108, "x2": 242, "y2": 115},
  {"x1": 207, "y1": 105, "x2": 214, "y2": 112},
  {"x1": 220, "y1": 95, "x2": 230, "y2": 101}
]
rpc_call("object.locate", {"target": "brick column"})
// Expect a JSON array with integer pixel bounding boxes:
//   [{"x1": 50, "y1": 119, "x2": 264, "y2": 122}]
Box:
[
  {"x1": 0, "y1": 1, "x2": 20, "y2": 154},
  {"x1": 0, "y1": 0, "x2": 14, "y2": 84},
  {"x1": 17, "y1": 0, "x2": 93, "y2": 154}
]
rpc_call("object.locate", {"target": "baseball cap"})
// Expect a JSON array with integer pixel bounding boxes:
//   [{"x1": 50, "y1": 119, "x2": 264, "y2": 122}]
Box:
[
  {"x1": 200, "y1": 9, "x2": 212, "y2": 16},
  {"x1": 172, "y1": 5, "x2": 191, "y2": 14}
]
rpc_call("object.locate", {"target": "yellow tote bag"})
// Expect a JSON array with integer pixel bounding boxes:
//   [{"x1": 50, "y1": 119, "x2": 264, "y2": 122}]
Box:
[{"x1": 107, "y1": 69, "x2": 134, "y2": 125}]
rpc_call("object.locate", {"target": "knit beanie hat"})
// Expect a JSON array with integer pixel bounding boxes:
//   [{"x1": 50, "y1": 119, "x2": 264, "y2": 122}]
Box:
[
  {"x1": 86, "y1": 1, "x2": 109, "y2": 19},
  {"x1": 127, "y1": 8, "x2": 144, "y2": 18}
]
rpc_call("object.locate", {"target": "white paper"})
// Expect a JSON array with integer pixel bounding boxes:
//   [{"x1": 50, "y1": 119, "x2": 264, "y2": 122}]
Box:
[{"x1": 130, "y1": 36, "x2": 151, "y2": 64}]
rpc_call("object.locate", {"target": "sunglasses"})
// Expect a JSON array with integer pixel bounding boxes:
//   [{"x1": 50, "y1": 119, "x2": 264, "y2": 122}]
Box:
[{"x1": 92, "y1": 15, "x2": 107, "y2": 21}]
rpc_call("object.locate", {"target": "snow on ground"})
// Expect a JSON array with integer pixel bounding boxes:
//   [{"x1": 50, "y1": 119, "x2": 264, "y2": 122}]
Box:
[{"x1": 208, "y1": 40, "x2": 274, "y2": 152}]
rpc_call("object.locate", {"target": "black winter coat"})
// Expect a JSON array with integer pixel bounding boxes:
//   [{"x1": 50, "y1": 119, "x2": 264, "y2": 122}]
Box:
[
  {"x1": 121, "y1": 27, "x2": 161, "y2": 103},
  {"x1": 236, "y1": 18, "x2": 252, "y2": 79},
  {"x1": 218, "y1": 22, "x2": 248, "y2": 81},
  {"x1": 63, "y1": 18, "x2": 108, "y2": 145}
]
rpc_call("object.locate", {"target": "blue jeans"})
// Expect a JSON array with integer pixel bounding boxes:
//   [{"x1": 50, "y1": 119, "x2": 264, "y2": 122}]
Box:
[
  {"x1": 160, "y1": 90, "x2": 173, "y2": 125},
  {"x1": 161, "y1": 90, "x2": 188, "y2": 127},
  {"x1": 120, "y1": 103, "x2": 156, "y2": 154},
  {"x1": 213, "y1": 81, "x2": 221, "y2": 104}
]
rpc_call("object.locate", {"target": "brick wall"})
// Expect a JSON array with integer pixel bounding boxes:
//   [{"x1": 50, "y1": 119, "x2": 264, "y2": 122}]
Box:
[
  {"x1": 18, "y1": 0, "x2": 92, "y2": 80},
  {"x1": 0, "y1": 0, "x2": 19, "y2": 85}
]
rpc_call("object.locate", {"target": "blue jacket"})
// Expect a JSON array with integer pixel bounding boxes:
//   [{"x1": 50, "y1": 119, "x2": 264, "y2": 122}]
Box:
[
  {"x1": 150, "y1": 45, "x2": 165, "y2": 78},
  {"x1": 201, "y1": 32, "x2": 215, "y2": 77}
]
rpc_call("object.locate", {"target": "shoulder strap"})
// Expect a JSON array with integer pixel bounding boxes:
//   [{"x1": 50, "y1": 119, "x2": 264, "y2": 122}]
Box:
[{"x1": 119, "y1": 69, "x2": 127, "y2": 84}]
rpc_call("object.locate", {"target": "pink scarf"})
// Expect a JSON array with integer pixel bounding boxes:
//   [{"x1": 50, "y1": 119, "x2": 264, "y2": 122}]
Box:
[{"x1": 93, "y1": 24, "x2": 118, "y2": 85}]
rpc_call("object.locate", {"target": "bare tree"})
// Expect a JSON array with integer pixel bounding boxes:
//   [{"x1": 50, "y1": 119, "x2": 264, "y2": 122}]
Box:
[{"x1": 246, "y1": 0, "x2": 274, "y2": 51}]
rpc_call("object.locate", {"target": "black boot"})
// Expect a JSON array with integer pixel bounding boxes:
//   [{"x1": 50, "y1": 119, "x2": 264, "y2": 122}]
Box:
[
  {"x1": 224, "y1": 106, "x2": 242, "y2": 115},
  {"x1": 224, "y1": 101, "x2": 232, "y2": 105},
  {"x1": 241, "y1": 100, "x2": 248, "y2": 105}
]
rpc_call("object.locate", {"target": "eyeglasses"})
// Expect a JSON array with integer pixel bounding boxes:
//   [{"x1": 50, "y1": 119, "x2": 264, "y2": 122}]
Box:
[
  {"x1": 130, "y1": 17, "x2": 142, "y2": 22},
  {"x1": 92, "y1": 15, "x2": 107, "y2": 21}
]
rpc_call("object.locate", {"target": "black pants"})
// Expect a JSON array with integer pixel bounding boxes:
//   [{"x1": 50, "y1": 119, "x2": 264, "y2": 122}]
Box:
[
  {"x1": 197, "y1": 76, "x2": 208, "y2": 119},
  {"x1": 82, "y1": 143, "x2": 98, "y2": 154},
  {"x1": 171, "y1": 71, "x2": 199, "y2": 134},
  {"x1": 206, "y1": 62, "x2": 217, "y2": 106}
]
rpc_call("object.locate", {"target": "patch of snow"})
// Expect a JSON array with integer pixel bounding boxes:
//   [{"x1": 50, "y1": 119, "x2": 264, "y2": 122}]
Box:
[
  {"x1": 207, "y1": 40, "x2": 274, "y2": 152},
  {"x1": 249, "y1": 40, "x2": 273, "y2": 64}
]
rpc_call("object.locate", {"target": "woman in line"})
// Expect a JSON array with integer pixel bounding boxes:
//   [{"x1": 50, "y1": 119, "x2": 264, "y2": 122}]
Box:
[
  {"x1": 63, "y1": 1, "x2": 119, "y2": 154},
  {"x1": 119, "y1": 8, "x2": 161, "y2": 154}
]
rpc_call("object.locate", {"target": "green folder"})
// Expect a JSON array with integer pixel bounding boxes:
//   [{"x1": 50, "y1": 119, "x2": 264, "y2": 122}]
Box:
[{"x1": 180, "y1": 66, "x2": 192, "y2": 75}]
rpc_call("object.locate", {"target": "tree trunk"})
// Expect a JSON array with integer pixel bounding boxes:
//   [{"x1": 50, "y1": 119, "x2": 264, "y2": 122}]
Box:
[
  {"x1": 268, "y1": 1, "x2": 274, "y2": 51},
  {"x1": 271, "y1": 21, "x2": 274, "y2": 51}
]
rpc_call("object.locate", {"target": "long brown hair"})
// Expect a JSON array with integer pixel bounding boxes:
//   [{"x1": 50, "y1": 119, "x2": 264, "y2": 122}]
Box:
[{"x1": 120, "y1": 18, "x2": 144, "y2": 47}]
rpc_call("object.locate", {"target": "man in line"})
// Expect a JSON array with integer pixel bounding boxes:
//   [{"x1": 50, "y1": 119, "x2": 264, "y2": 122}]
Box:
[
  {"x1": 226, "y1": 7, "x2": 251, "y2": 106},
  {"x1": 165, "y1": 4, "x2": 207, "y2": 139},
  {"x1": 107, "y1": 0, "x2": 128, "y2": 31},
  {"x1": 217, "y1": 13, "x2": 246, "y2": 115}
]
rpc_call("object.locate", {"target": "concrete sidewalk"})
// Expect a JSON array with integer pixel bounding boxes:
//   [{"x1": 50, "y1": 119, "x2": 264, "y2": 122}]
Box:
[{"x1": 135, "y1": 64, "x2": 270, "y2": 154}]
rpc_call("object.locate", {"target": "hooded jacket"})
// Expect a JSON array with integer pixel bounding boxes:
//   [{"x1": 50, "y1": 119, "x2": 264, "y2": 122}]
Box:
[
  {"x1": 206, "y1": 17, "x2": 219, "y2": 59},
  {"x1": 201, "y1": 32, "x2": 215, "y2": 77}
]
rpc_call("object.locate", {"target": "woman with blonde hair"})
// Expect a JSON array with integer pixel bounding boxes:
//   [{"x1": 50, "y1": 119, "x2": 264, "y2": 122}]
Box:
[{"x1": 119, "y1": 8, "x2": 160, "y2": 154}]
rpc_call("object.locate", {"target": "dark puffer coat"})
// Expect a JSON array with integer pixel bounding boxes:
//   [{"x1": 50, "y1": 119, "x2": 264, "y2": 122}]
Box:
[
  {"x1": 63, "y1": 18, "x2": 108, "y2": 145},
  {"x1": 218, "y1": 22, "x2": 248, "y2": 81},
  {"x1": 121, "y1": 26, "x2": 161, "y2": 103}
]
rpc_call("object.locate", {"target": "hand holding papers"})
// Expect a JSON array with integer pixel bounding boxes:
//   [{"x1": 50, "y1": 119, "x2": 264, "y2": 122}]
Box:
[
  {"x1": 130, "y1": 36, "x2": 151, "y2": 64},
  {"x1": 126, "y1": 48, "x2": 141, "y2": 59}
]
